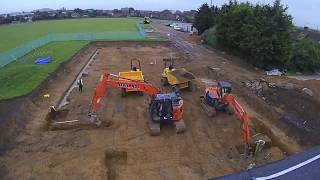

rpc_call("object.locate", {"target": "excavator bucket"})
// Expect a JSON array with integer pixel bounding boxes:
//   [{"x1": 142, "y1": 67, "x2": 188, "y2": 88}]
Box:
[{"x1": 45, "y1": 106, "x2": 69, "y2": 122}]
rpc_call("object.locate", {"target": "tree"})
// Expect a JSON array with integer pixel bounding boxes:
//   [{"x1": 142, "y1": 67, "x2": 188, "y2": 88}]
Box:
[
  {"x1": 215, "y1": 0, "x2": 293, "y2": 68},
  {"x1": 290, "y1": 38, "x2": 320, "y2": 72},
  {"x1": 129, "y1": 7, "x2": 135, "y2": 14},
  {"x1": 182, "y1": 10, "x2": 197, "y2": 23},
  {"x1": 160, "y1": 10, "x2": 175, "y2": 20},
  {"x1": 193, "y1": 3, "x2": 215, "y2": 34},
  {"x1": 33, "y1": 11, "x2": 50, "y2": 20},
  {"x1": 89, "y1": 10, "x2": 98, "y2": 17},
  {"x1": 197, "y1": 0, "x2": 318, "y2": 71},
  {"x1": 3, "y1": 15, "x2": 14, "y2": 24},
  {"x1": 74, "y1": 8, "x2": 84, "y2": 15}
]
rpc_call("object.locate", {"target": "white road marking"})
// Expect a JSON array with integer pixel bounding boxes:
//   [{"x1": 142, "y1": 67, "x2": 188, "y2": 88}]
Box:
[{"x1": 255, "y1": 154, "x2": 320, "y2": 180}]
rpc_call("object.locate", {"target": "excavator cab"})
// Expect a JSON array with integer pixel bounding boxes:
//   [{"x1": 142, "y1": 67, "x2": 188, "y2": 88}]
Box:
[
  {"x1": 163, "y1": 58, "x2": 176, "y2": 72},
  {"x1": 205, "y1": 90, "x2": 219, "y2": 107},
  {"x1": 150, "y1": 98, "x2": 173, "y2": 122},
  {"x1": 201, "y1": 81, "x2": 233, "y2": 116},
  {"x1": 148, "y1": 92, "x2": 185, "y2": 135},
  {"x1": 130, "y1": 58, "x2": 141, "y2": 71},
  {"x1": 218, "y1": 81, "x2": 232, "y2": 98},
  {"x1": 149, "y1": 93, "x2": 181, "y2": 122}
]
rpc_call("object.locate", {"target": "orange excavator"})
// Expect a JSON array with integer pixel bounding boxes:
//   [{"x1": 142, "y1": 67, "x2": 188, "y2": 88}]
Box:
[
  {"x1": 89, "y1": 72, "x2": 186, "y2": 135},
  {"x1": 200, "y1": 81, "x2": 250, "y2": 150}
]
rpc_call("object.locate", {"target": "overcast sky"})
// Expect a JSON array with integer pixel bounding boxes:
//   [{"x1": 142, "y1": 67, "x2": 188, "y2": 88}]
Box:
[{"x1": 0, "y1": 0, "x2": 319, "y2": 29}]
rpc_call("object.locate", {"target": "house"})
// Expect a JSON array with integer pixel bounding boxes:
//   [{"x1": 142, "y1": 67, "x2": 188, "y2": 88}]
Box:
[
  {"x1": 0, "y1": 14, "x2": 6, "y2": 23},
  {"x1": 85, "y1": 9, "x2": 94, "y2": 13},
  {"x1": 71, "y1": 12, "x2": 81, "y2": 18},
  {"x1": 8, "y1": 12, "x2": 34, "y2": 22},
  {"x1": 102, "y1": 10, "x2": 113, "y2": 16},
  {"x1": 121, "y1": 7, "x2": 130, "y2": 15},
  {"x1": 48, "y1": 12, "x2": 57, "y2": 17},
  {"x1": 159, "y1": 10, "x2": 175, "y2": 20},
  {"x1": 8, "y1": 12, "x2": 21, "y2": 17},
  {"x1": 58, "y1": 11, "x2": 68, "y2": 18},
  {"x1": 151, "y1": 11, "x2": 161, "y2": 19},
  {"x1": 33, "y1": 8, "x2": 55, "y2": 13},
  {"x1": 0, "y1": 15, "x2": 5, "y2": 24},
  {"x1": 32, "y1": 8, "x2": 56, "y2": 20},
  {"x1": 32, "y1": 8, "x2": 56, "y2": 17},
  {"x1": 11, "y1": 20, "x2": 20, "y2": 24},
  {"x1": 112, "y1": 9, "x2": 125, "y2": 17},
  {"x1": 138, "y1": 10, "x2": 152, "y2": 17}
]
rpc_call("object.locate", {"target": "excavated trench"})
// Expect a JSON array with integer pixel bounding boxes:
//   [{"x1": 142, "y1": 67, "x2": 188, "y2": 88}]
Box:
[
  {"x1": 44, "y1": 47, "x2": 116, "y2": 131},
  {"x1": 105, "y1": 151, "x2": 127, "y2": 180}
]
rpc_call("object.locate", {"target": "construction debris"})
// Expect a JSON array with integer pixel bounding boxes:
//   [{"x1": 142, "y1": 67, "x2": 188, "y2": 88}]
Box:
[
  {"x1": 275, "y1": 82, "x2": 299, "y2": 90},
  {"x1": 82, "y1": 70, "x2": 89, "y2": 77},
  {"x1": 266, "y1": 69, "x2": 282, "y2": 76},
  {"x1": 302, "y1": 88, "x2": 313, "y2": 97},
  {"x1": 244, "y1": 79, "x2": 270, "y2": 96},
  {"x1": 245, "y1": 79, "x2": 302, "y2": 95},
  {"x1": 247, "y1": 163, "x2": 256, "y2": 170},
  {"x1": 249, "y1": 133, "x2": 272, "y2": 150}
]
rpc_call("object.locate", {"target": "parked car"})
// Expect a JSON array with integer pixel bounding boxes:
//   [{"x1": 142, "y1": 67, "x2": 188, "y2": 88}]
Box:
[{"x1": 173, "y1": 25, "x2": 182, "y2": 31}]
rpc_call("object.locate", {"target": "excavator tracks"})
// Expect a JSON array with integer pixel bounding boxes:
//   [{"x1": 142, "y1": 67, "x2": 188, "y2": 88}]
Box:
[
  {"x1": 200, "y1": 97, "x2": 216, "y2": 117},
  {"x1": 148, "y1": 118, "x2": 186, "y2": 135},
  {"x1": 174, "y1": 119, "x2": 186, "y2": 133},
  {"x1": 148, "y1": 118, "x2": 161, "y2": 136}
]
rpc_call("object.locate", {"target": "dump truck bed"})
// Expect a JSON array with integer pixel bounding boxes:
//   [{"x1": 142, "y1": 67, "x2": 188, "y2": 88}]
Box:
[
  {"x1": 119, "y1": 70, "x2": 144, "y2": 92},
  {"x1": 169, "y1": 68, "x2": 195, "y2": 83},
  {"x1": 119, "y1": 71, "x2": 144, "y2": 81}
]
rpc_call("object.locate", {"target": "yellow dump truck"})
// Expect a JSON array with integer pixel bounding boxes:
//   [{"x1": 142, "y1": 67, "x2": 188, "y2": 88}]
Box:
[
  {"x1": 161, "y1": 58, "x2": 195, "y2": 91},
  {"x1": 119, "y1": 59, "x2": 144, "y2": 96}
]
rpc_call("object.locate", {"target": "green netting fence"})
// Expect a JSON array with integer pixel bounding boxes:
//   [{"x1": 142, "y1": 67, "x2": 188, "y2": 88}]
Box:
[
  {"x1": 0, "y1": 21, "x2": 146, "y2": 67},
  {"x1": 136, "y1": 20, "x2": 146, "y2": 37}
]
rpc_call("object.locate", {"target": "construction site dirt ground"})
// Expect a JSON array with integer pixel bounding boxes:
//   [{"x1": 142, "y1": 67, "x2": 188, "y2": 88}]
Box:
[{"x1": 1, "y1": 24, "x2": 320, "y2": 179}]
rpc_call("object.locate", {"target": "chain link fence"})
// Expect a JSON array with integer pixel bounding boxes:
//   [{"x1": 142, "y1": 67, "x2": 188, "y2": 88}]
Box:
[{"x1": 0, "y1": 21, "x2": 146, "y2": 67}]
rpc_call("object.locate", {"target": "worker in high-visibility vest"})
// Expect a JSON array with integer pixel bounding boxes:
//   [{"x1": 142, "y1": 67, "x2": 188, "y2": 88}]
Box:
[{"x1": 77, "y1": 78, "x2": 84, "y2": 93}]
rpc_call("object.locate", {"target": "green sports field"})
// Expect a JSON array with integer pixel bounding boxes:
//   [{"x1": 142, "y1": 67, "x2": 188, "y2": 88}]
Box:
[
  {"x1": 0, "y1": 18, "x2": 138, "y2": 52},
  {"x1": 0, "y1": 18, "x2": 148, "y2": 100},
  {"x1": 0, "y1": 41, "x2": 89, "y2": 100}
]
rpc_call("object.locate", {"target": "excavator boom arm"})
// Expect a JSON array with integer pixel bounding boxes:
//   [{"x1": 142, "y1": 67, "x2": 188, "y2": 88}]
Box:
[
  {"x1": 91, "y1": 73, "x2": 160, "y2": 113},
  {"x1": 224, "y1": 94, "x2": 250, "y2": 145}
]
